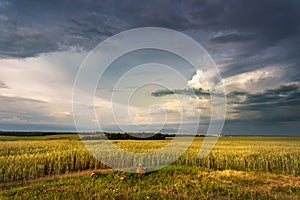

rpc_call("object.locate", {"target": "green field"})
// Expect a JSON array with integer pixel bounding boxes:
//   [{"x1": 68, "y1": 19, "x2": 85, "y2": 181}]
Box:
[{"x1": 1, "y1": 135, "x2": 300, "y2": 199}]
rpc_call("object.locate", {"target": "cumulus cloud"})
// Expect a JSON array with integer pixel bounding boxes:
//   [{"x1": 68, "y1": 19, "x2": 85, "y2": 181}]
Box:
[
  {"x1": 132, "y1": 113, "x2": 151, "y2": 125},
  {"x1": 223, "y1": 67, "x2": 285, "y2": 93},
  {"x1": 187, "y1": 70, "x2": 210, "y2": 91}
]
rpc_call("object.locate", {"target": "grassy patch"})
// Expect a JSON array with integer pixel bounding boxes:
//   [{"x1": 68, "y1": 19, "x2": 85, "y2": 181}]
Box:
[{"x1": 1, "y1": 165, "x2": 299, "y2": 199}]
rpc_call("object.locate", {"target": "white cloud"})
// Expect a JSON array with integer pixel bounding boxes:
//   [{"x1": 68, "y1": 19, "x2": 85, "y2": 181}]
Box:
[
  {"x1": 223, "y1": 66, "x2": 285, "y2": 93},
  {"x1": 132, "y1": 113, "x2": 151, "y2": 124},
  {"x1": 0, "y1": 51, "x2": 86, "y2": 126}
]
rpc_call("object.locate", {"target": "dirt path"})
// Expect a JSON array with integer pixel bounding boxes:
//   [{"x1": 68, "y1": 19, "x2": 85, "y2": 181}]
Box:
[{"x1": 0, "y1": 168, "x2": 113, "y2": 190}]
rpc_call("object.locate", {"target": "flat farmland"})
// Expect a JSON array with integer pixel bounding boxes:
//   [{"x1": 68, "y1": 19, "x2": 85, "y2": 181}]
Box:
[{"x1": 0, "y1": 136, "x2": 300, "y2": 199}]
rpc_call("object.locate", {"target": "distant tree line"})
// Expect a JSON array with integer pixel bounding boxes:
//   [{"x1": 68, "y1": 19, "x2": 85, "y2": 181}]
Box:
[
  {"x1": 81, "y1": 132, "x2": 166, "y2": 140},
  {"x1": 0, "y1": 131, "x2": 77, "y2": 136},
  {"x1": 166, "y1": 134, "x2": 206, "y2": 137},
  {"x1": 0, "y1": 131, "x2": 205, "y2": 139}
]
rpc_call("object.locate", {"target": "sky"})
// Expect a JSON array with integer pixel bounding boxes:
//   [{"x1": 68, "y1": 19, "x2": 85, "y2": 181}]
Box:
[{"x1": 0, "y1": 0, "x2": 299, "y2": 135}]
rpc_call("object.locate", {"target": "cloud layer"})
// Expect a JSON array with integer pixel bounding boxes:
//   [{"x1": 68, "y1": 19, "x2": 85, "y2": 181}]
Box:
[{"x1": 0, "y1": 0, "x2": 299, "y2": 134}]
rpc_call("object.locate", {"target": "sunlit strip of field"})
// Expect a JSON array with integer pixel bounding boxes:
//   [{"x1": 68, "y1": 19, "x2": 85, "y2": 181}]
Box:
[{"x1": 1, "y1": 136, "x2": 300, "y2": 184}]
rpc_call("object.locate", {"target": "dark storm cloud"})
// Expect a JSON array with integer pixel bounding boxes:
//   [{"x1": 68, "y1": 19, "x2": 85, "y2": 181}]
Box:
[
  {"x1": 1, "y1": 0, "x2": 299, "y2": 59},
  {"x1": 122, "y1": 0, "x2": 300, "y2": 45},
  {"x1": 187, "y1": 0, "x2": 300, "y2": 78},
  {"x1": 206, "y1": 0, "x2": 298, "y2": 44},
  {"x1": 228, "y1": 84, "x2": 300, "y2": 107},
  {"x1": 209, "y1": 33, "x2": 256, "y2": 43},
  {"x1": 228, "y1": 84, "x2": 300, "y2": 122},
  {"x1": 0, "y1": 0, "x2": 126, "y2": 57},
  {"x1": 151, "y1": 88, "x2": 210, "y2": 97},
  {"x1": 219, "y1": 35, "x2": 300, "y2": 78}
]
